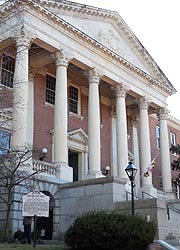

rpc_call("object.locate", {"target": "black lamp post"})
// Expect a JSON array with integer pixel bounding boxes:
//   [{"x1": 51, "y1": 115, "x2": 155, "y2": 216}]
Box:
[{"x1": 125, "y1": 162, "x2": 138, "y2": 215}]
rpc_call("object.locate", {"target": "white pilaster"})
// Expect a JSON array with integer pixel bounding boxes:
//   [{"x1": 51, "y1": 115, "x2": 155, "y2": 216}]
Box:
[
  {"x1": 139, "y1": 96, "x2": 157, "y2": 197},
  {"x1": 131, "y1": 116, "x2": 140, "y2": 192},
  {"x1": 11, "y1": 30, "x2": 35, "y2": 148},
  {"x1": 53, "y1": 50, "x2": 73, "y2": 182},
  {"x1": 86, "y1": 68, "x2": 103, "y2": 178},
  {"x1": 159, "y1": 108, "x2": 172, "y2": 193},
  {"x1": 111, "y1": 114, "x2": 118, "y2": 177},
  {"x1": 114, "y1": 83, "x2": 129, "y2": 179}
]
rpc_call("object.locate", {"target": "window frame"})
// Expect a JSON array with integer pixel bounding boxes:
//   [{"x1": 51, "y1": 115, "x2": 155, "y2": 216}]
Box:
[
  {"x1": 45, "y1": 74, "x2": 56, "y2": 105},
  {"x1": 156, "y1": 126, "x2": 160, "y2": 149},
  {"x1": 0, "y1": 53, "x2": 15, "y2": 89},
  {"x1": 0, "y1": 129, "x2": 11, "y2": 155},
  {"x1": 170, "y1": 132, "x2": 176, "y2": 146},
  {"x1": 170, "y1": 132, "x2": 176, "y2": 155},
  {"x1": 69, "y1": 84, "x2": 81, "y2": 115}
]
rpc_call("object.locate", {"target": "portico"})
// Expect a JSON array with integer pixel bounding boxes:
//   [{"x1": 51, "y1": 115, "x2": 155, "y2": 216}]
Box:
[
  {"x1": 0, "y1": 0, "x2": 178, "y2": 241},
  {"x1": 4, "y1": 29, "x2": 172, "y2": 195}
]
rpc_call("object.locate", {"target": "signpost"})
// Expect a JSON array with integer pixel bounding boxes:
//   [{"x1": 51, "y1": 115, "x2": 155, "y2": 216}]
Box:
[{"x1": 22, "y1": 190, "x2": 50, "y2": 247}]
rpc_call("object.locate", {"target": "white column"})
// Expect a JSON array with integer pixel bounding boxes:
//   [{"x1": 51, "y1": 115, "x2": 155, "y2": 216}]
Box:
[
  {"x1": 139, "y1": 96, "x2": 152, "y2": 188},
  {"x1": 11, "y1": 30, "x2": 35, "y2": 148},
  {"x1": 139, "y1": 96, "x2": 157, "y2": 197},
  {"x1": 53, "y1": 50, "x2": 73, "y2": 182},
  {"x1": 86, "y1": 68, "x2": 103, "y2": 178},
  {"x1": 26, "y1": 69, "x2": 35, "y2": 147},
  {"x1": 114, "y1": 83, "x2": 128, "y2": 178},
  {"x1": 159, "y1": 108, "x2": 172, "y2": 193},
  {"x1": 131, "y1": 116, "x2": 140, "y2": 192}
]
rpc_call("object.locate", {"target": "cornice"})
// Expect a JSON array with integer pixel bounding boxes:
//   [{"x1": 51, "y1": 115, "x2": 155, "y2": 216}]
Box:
[
  {"x1": 151, "y1": 113, "x2": 180, "y2": 131},
  {"x1": 168, "y1": 115, "x2": 180, "y2": 131},
  {"x1": 33, "y1": 0, "x2": 175, "y2": 93},
  {"x1": 34, "y1": 0, "x2": 117, "y2": 19},
  {"x1": 0, "y1": 0, "x2": 176, "y2": 96}
]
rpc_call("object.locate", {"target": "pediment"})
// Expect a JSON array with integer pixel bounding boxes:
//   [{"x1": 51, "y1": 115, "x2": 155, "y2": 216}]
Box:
[
  {"x1": 1, "y1": 0, "x2": 176, "y2": 94},
  {"x1": 46, "y1": 8, "x2": 151, "y2": 74},
  {"x1": 32, "y1": 0, "x2": 163, "y2": 77},
  {"x1": 68, "y1": 128, "x2": 88, "y2": 145}
]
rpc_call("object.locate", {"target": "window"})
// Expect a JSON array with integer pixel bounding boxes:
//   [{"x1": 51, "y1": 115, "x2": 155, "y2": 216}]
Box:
[
  {"x1": 0, "y1": 53, "x2": 15, "y2": 88},
  {"x1": 159, "y1": 176, "x2": 163, "y2": 190},
  {"x1": 170, "y1": 132, "x2": 176, "y2": 155},
  {"x1": 156, "y1": 126, "x2": 160, "y2": 149},
  {"x1": 0, "y1": 130, "x2": 11, "y2": 155},
  {"x1": 170, "y1": 132, "x2": 176, "y2": 146},
  {"x1": 46, "y1": 74, "x2": 56, "y2": 105},
  {"x1": 69, "y1": 85, "x2": 79, "y2": 114}
]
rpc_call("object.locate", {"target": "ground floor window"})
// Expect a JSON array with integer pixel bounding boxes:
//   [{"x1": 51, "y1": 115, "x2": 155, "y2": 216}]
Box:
[{"x1": 0, "y1": 130, "x2": 11, "y2": 155}]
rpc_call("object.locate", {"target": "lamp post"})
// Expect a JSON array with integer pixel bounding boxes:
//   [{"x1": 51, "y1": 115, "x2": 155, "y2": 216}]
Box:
[{"x1": 125, "y1": 162, "x2": 137, "y2": 215}]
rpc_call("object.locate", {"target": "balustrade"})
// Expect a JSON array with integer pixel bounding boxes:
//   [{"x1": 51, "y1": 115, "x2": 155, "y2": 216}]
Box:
[{"x1": 32, "y1": 160, "x2": 56, "y2": 176}]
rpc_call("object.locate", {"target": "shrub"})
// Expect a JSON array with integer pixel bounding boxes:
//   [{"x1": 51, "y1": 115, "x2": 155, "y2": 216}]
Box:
[{"x1": 64, "y1": 211, "x2": 157, "y2": 250}]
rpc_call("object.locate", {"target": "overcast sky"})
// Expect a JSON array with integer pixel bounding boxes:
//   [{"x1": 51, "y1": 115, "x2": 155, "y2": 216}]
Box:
[
  {"x1": 71, "y1": 0, "x2": 180, "y2": 120},
  {"x1": 1, "y1": 0, "x2": 180, "y2": 120}
]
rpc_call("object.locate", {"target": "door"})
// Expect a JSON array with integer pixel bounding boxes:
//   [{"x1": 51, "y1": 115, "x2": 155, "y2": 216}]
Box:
[{"x1": 69, "y1": 151, "x2": 78, "y2": 182}]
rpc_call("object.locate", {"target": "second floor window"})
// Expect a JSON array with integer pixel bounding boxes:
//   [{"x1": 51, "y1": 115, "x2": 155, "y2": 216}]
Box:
[
  {"x1": 69, "y1": 85, "x2": 79, "y2": 114},
  {"x1": 156, "y1": 126, "x2": 160, "y2": 149},
  {"x1": 170, "y1": 132, "x2": 176, "y2": 146},
  {"x1": 170, "y1": 132, "x2": 176, "y2": 155},
  {"x1": 0, "y1": 53, "x2": 15, "y2": 88},
  {"x1": 46, "y1": 74, "x2": 56, "y2": 105},
  {"x1": 0, "y1": 130, "x2": 11, "y2": 155}
]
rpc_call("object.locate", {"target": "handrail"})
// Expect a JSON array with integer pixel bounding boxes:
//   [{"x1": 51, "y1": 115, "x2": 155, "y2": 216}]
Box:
[
  {"x1": 142, "y1": 191, "x2": 156, "y2": 199},
  {"x1": 167, "y1": 204, "x2": 180, "y2": 220},
  {"x1": 125, "y1": 191, "x2": 141, "y2": 201}
]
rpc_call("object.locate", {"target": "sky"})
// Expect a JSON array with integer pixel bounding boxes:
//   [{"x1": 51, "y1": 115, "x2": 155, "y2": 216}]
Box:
[
  {"x1": 0, "y1": 0, "x2": 179, "y2": 120},
  {"x1": 70, "y1": 0, "x2": 180, "y2": 120}
]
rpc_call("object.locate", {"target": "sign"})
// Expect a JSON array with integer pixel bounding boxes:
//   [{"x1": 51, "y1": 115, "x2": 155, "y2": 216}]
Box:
[{"x1": 22, "y1": 190, "x2": 50, "y2": 217}]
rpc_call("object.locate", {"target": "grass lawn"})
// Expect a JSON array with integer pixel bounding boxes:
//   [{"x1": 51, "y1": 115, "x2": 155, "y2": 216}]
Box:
[{"x1": 0, "y1": 244, "x2": 65, "y2": 250}]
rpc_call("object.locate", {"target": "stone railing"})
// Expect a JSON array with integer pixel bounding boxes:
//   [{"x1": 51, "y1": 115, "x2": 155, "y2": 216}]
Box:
[{"x1": 32, "y1": 160, "x2": 56, "y2": 177}]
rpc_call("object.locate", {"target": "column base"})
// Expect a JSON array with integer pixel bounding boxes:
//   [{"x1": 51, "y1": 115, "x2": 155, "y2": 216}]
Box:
[
  {"x1": 55, "y1": 163, "x2": 73, "y2": 183},
  {"x1": 84, "y1": 170, "x2": 105, "y2": 179},
  {"x1": 165, "y1": 191, "x2": 176, "y2": 200},
  {"x1": 141, "y1": 186, "x2": 157, "y2": 199}
]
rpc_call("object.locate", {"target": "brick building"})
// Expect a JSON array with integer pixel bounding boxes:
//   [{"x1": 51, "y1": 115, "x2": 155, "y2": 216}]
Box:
[{"x1": 0, "y1": 0, "x2": 180, "y2": 241}]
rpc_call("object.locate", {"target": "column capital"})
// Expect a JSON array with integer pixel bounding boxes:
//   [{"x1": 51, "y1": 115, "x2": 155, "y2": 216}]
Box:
[
  {"x1": 53, "y1": 49, "x2": 73, "y2": 68},
  {"x1": 85, "y1": 67, "x2": 103, "y2": 85},
  {"x1": 158, "y1": 107, "x2": 169, "y2": 120},
  {"x1": 112, "y1": 83, "x2": 129, "y2": 98},
  {"x1": 138, "y1": 96, "x2": 151, "y2": 110},
  {"x1": 110, "y1": 99, "x2": 116, "y2": 117},
  {"x1": 131, "y1": 115, "x2": 139, "y2": 128},
  {"x1": 13, "y1": 29, "x2": 36, "y2": 49},
  {"x1": 29, "y1": 67, "x2": 37, "y2": 81}
]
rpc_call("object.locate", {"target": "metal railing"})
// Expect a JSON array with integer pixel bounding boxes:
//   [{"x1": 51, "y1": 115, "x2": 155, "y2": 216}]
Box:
[
  {"x1": 167, "y1": 204, "x2": 180, "y2": 220},
  {"x1": 142, "y1": 191, "x2": 156, "y2": 199},
  {"x1": 125, "y1": 191, "x2": 141, "y2": 201}
]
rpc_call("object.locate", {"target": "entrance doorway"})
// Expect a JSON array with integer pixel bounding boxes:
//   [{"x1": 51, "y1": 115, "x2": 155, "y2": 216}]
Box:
[
  {"x1": 69, "y1": 151, "x2": 78, "y2": 182},
  {"x1": 36, "y1": 191, "x2": 54, "y2": 240}
]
